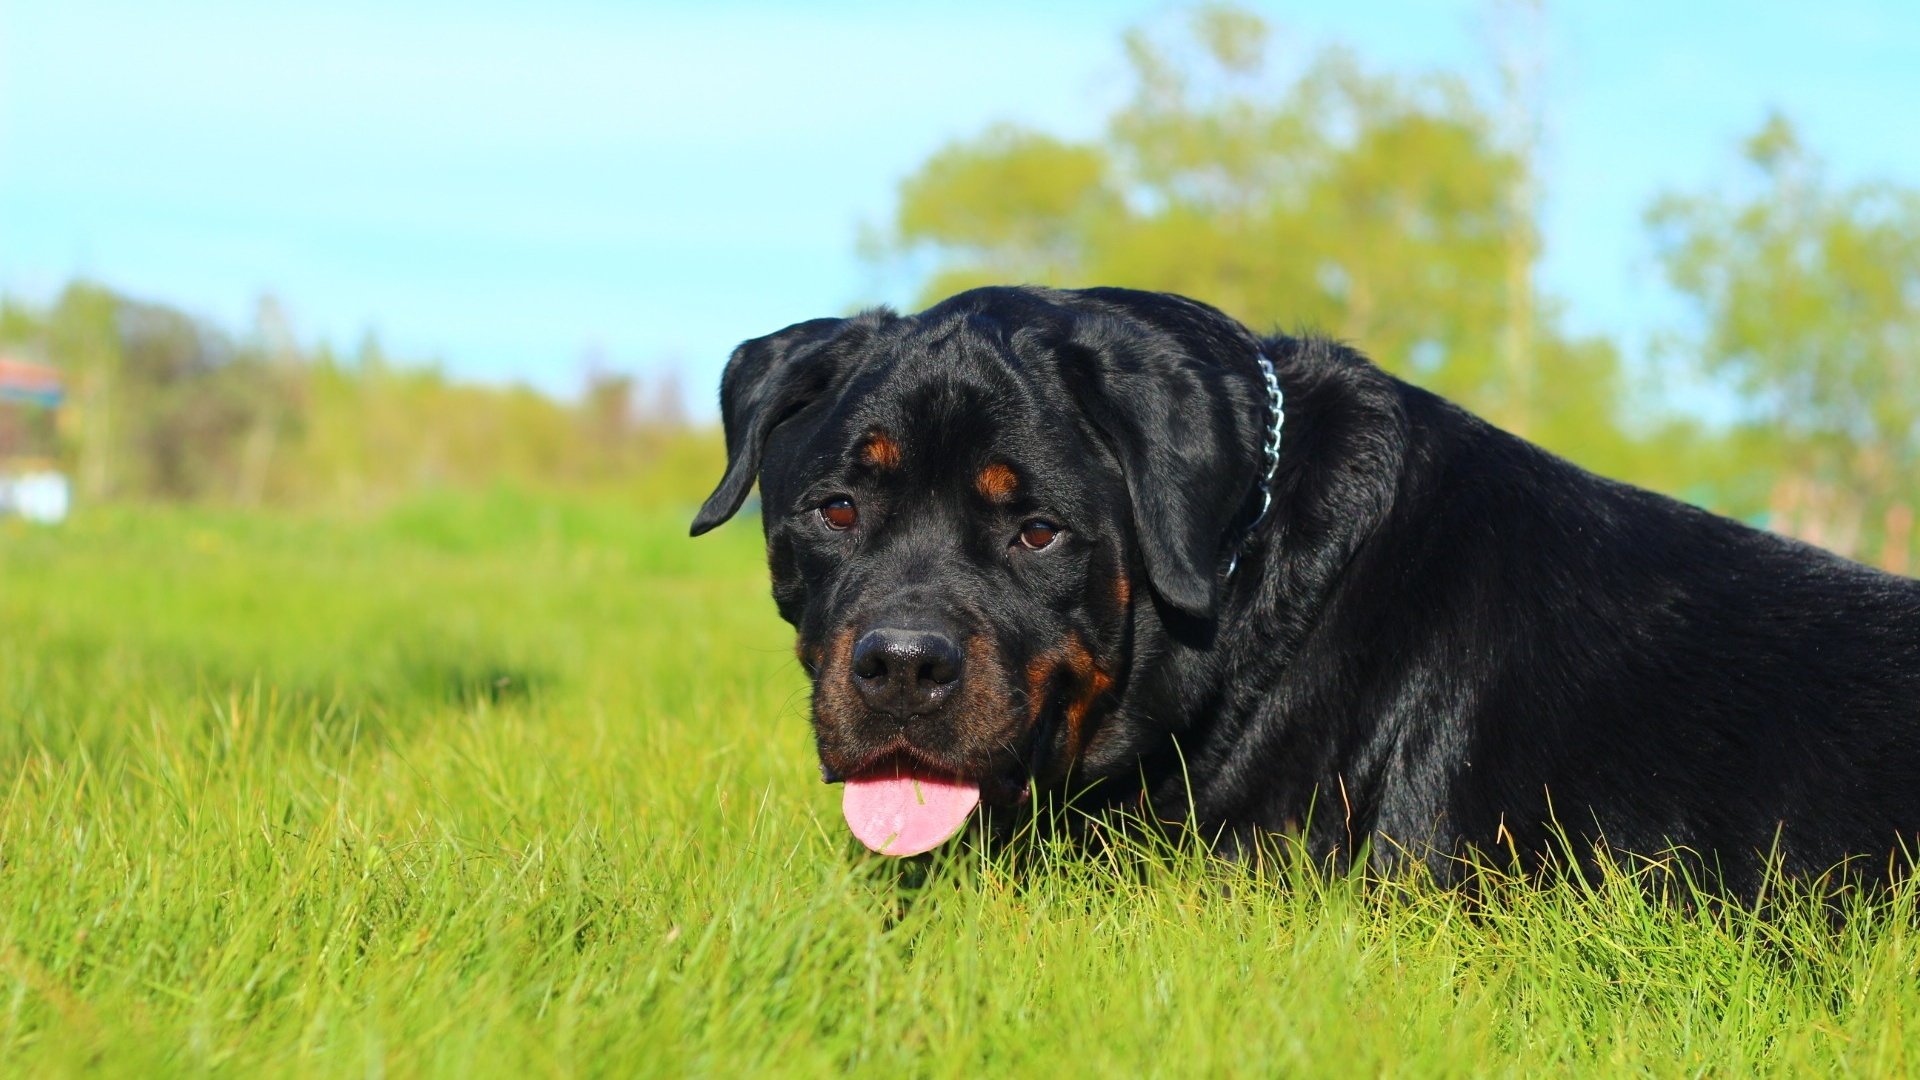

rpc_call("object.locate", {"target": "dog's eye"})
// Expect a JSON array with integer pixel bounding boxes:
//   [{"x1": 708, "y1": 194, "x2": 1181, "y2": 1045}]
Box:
[
  {"x1": 1017, "y1": 519, "x2": 1060, "y2": 551},
  {"x1": 819, "y1": 498, "x2": 858, "y2": 531}
]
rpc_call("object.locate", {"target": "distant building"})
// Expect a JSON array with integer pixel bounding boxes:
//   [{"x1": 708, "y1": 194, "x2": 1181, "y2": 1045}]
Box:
[
  {"x1": 0, "y1": 358, "x2": 64, "y2": 408},
  {"x1": 0, "y1": 356, "x2": 69, "y2": 524}
]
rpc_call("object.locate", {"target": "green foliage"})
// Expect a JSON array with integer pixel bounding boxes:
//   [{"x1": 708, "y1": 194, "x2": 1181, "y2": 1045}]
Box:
[
  {"x1": 4, "y1": 498, "x2": 1920, "y2": 1074},
  {"x1": 1649, "y1": 112, "x2": 1920, "y2": 546},
  {"x1": 895, "y1": 127, "x2": 1117, "y2": 278}
]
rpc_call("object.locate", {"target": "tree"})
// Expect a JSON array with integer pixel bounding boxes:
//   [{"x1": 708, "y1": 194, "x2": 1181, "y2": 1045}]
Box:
[
  {"x1": 1648, "y1": 113, "x2": 1920, "y2": 567},
  {"x1": 870, "y1": 3, "x2": 1644, "y2": 477},
  {"x1": 45, "y1": 283, "x2": 123, "y2": 500}
]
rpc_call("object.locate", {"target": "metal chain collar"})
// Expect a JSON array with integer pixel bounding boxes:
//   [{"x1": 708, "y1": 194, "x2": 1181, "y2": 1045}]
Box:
[{"x1": 1225, "y1": 351, "x2": 1284, "y2": 580}]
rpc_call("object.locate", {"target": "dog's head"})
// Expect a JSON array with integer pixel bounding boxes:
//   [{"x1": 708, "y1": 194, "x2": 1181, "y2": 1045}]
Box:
[{"x1": 691, "y1": 287, "x2": 1274, "y2": 855}]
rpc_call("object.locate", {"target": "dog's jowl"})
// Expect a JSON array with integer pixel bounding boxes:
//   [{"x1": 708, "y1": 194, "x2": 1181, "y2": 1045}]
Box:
[{"x1": 691, "y1": 285, "x2": 1920, "y2": 891}]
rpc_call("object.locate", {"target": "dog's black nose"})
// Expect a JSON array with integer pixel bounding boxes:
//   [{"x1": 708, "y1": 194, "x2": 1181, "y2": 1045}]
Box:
[{"x1": 851, "y1": 628, "x2": 962, "y2": 717}]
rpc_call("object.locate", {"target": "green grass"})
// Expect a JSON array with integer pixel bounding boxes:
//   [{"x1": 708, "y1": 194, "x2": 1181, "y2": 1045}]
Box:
[{"x1": 3, "y1": 490, "x2": 1918, "y2": 1076}]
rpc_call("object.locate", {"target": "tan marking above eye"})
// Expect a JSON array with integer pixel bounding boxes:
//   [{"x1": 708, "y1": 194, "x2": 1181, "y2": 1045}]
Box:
[
  {"x1": 860, "y1": 433, "x2": 901, "y2": 469},
  {"x1": 976, "y1": 463, "x2": 1018, "y2": 502}
]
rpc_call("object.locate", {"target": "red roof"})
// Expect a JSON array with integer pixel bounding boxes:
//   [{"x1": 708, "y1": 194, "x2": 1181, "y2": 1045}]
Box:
[
  {"x1": 0, "y1": 357, "x2": 64, "y2": 408},
  {"x1": 0, "y1": 357, "x2": 63, "y2": 394}
]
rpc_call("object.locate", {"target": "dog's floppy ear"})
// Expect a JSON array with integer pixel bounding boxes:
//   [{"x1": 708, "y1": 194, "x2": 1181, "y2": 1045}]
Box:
[
  {"x1": 690, "y1": 317, "x2": 849, "y2": 536},
  {"x1": 1059, "y1": 303, "x2": 1265, "y2": 620}
]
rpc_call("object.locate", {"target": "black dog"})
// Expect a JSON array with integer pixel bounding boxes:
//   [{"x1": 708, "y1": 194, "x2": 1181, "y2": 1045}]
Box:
[{"x1": 691, "y1": 285, "x2": 1920, "y2": 893}]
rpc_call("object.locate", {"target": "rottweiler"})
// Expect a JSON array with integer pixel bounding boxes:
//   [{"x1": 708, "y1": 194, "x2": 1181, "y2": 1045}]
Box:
[{"x1": 690, "y1": 285, "x2": 1920, "y2": 893}]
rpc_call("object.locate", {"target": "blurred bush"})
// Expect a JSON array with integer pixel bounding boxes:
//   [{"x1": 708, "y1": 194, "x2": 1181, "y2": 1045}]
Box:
[
  {"x1": 0, "y1": 283, "x2": 721, "y2": 513},
  {"x1": 1648, "y1": 113, "x2": 1920, "y2": 574}
]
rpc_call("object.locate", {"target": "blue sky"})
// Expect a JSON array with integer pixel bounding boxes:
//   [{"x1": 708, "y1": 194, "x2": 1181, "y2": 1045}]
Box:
[{"x1": 3, "y1": 0, "x2": 1918, "y2": 414}]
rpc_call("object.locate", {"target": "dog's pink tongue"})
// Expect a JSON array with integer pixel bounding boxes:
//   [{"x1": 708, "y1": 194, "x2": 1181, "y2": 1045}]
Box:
[{"x1": 841, "y1": 769, "x2": 980, "y2": 856}]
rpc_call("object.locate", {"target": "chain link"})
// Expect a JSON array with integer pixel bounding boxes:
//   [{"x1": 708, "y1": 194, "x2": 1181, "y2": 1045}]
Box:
[{"x1": 1226, "y1": 350, "x2": 1284, "y2": 580}]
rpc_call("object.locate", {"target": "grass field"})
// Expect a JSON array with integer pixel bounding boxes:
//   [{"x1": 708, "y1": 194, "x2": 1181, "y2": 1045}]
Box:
[{"x1": 3, "y1": 490, "x2": 1919, "y2": 1076}]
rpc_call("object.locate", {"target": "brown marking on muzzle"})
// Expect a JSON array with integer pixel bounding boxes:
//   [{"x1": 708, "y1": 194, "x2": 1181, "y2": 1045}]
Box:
[
  {"x1": 952, "y1": 634, "x2": 1006, "y2": 739},
  {"x1": 815, "y1": 627, "x2": 861, "y2": 720},
  {"x1": 795, "y1": 637, "x2": 823, "y2": 674},
  {"x1": 1025, "y1": 653, "x2": 1053, "y2": 728},
  {"x1": 860, "y1": 432, "x2": 901, "y2": 469},
  {"x1": 1059, "y1": 634, "x2": 1113, "y2": 758},
  {"x1": 975, "y1": 463, "x2": 1018, "y2": 503},
  {"x1": 1025, "y1": 632, "x2": 1115, "y2": 762}
]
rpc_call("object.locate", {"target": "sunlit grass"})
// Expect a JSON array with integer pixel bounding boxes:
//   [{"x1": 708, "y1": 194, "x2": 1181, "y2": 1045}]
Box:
[{"x1": 2, "y1": 492, "x2": 1916, "y2": 1076}]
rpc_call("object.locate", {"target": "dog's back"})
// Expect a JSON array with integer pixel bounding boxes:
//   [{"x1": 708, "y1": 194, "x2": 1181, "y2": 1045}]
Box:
[{"x1": 1279, "y1": 353, "x2": 1920, "y2": 891}]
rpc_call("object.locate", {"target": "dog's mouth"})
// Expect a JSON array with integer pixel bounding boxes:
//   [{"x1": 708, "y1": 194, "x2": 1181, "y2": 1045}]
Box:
[
  {"x1": 841, "y1": 754, "x2": 982, "y2": 857},
  {"x1": 833, "y1": 745, "x2": 1034, "y2": 856}
]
